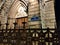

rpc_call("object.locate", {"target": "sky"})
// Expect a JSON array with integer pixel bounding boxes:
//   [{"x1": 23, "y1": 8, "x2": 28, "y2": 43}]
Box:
[{"x1": 55, "y1": 0, "x2": 60, "y2": 27}]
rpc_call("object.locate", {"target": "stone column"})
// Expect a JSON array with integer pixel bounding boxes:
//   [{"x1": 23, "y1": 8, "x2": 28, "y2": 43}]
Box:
[{"x1": 28, "y1": 0, "x2": 41, "y2": 28}]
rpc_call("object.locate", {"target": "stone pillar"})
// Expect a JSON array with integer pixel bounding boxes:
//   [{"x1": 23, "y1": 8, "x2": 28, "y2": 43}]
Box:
[
  {"x1": 40, "y1": 0, "x2": 56, "y2": 28},
  {"x1": 28, "y1": 0, "x2": 41, "y2": 28}
]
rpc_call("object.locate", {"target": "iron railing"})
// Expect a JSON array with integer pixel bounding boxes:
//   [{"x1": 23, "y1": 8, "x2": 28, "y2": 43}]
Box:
[{"x1": 0, "y1": 22, "x2": 59, "y2": 45}]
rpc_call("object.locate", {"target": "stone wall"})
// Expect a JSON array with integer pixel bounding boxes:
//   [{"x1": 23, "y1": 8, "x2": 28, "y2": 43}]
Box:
[
  {"x1": 40, "y1": 0, "x2": 56, "y2": 28},
  {"x1": 28, "y1": 0, "x2": 41, "y2": 28}
]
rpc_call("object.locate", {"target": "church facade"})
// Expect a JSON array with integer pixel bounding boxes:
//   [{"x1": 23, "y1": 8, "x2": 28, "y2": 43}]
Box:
[{"x1": 0, "y1": 0, "x2": 56, "y2": 29}]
